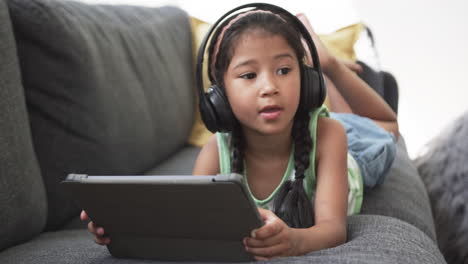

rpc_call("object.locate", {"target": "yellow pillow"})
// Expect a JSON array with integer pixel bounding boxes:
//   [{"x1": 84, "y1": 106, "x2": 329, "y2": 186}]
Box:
[
  {"x1": 187, "y1": 17, "x2": 212, "y2": 147},
  {"x1": 318, "y1": 23, "x2": 364, "y2": 109},
  {"x1": 187, "y1": 18, "x2": 364, "y2": 147},
  {"x1": 318, "y1": 23, "x2": 364, "y2": 62}
]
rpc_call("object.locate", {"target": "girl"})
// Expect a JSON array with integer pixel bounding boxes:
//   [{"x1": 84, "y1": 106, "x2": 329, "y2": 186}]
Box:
[
  {"x1": 82, "y1": 5, "x2": 398, "y2": 261},
  {"x1": 192, "y1": 6, "x2": 397, "y2": 260}
]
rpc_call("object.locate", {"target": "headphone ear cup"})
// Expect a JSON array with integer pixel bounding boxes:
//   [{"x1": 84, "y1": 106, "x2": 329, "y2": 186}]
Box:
[
  {"x1": 301, "y1": 65, "x2": 326, "y2": 111},
  {"x1": 199, "y1": 91, "x2": 219, "y2": 133},
  {"x1": 200, "y1": 85, "x2": 236, "y2": 133}
]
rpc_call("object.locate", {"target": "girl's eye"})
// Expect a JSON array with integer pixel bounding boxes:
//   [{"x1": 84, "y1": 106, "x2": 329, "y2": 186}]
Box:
[
  {"x1": 240, "y1": 73, "x2": 256, "y2": 79},
  {"x1": 277, "y1": 67, "x2": 291, "y2": 75}
]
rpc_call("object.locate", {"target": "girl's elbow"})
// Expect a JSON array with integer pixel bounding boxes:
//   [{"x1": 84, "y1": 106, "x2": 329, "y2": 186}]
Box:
[
  {"x1": 335, "y1": 224, "x2": 347, "y2": 246},
  {"x1": 325, "y1": 220, "x2": 347, "y2": 247},
  {"x1": 339, "y1": 229, "x2": 347, "y2": 245}
]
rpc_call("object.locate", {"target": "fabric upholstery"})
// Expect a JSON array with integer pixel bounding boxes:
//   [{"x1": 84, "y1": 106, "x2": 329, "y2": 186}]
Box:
[
  {"x1": 144, "y1": 146, "x2": 200, "y2": 175},
  {"x1": 357, "y1": 61, "x2": 399, "y2": 114},
  {"x1": 0, "y1": 215, "x2": 444, "y2": 264},
  {"x1": 357, "y1": 60, "x2": 384, "y2": 98},
  {"x1": 382, "y1": 71, "x2": 399, "y2": 114},
  {"x1": 8, "y1": 0, "x2": 195, "y2": 230},
  {"x1": 0, "y1": 0, "x2": 47, "y2": 251},
  {"x1": 361, "y1": 136, "x2": 436, "y2": 240},
  {"x1": 303, "y1": 215, "x2": 444, "y2": 264}
]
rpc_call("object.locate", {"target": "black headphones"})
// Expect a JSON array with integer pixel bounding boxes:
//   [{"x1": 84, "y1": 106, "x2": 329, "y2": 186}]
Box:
[{"x1": 196, "y1": 3, "x2": 326, "y2": 133}]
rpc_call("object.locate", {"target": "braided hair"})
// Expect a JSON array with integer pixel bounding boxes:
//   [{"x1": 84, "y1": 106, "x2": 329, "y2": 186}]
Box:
[{"x1": 208, "y1": 11, "x2": 315, "y2": 228}]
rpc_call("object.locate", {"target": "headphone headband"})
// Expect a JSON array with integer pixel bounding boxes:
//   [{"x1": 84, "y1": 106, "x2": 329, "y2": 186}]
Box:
[
  {"x1": 210, "y1": 9, "x2": 285, "y2": 82},
  {"x1": 196, "y1": 2, "x2": 324, "y2": 96}
]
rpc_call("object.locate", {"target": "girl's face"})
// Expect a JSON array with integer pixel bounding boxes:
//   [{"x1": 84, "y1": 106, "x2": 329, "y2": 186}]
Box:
[{"x1": 223, "y1": 30, "x2": 301, "y2": 137}]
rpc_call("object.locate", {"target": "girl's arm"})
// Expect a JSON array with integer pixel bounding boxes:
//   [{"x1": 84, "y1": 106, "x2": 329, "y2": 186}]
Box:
[
  {"x1": 192, "y1": 134, "x2": 220, "y2": 175},
  {"x1": 325, "y1": 58, "x2": 399, "y2": 138},
  {"x1": 297, "y1": 13, "x2": 399, "y2": 138},
  {"x1": 244, "y1": 117, "x2": 348, "y2": 259},
  {"x1": 300, "y1": 117, "x2": 349, "y2": 251}
]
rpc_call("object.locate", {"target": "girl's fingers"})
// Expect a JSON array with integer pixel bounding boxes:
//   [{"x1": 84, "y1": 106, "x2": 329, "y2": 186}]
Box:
[
  {"x1": 94, "y1": 236, "x2": 111, "y2": 245},
  {"x1": 253, "y1": 222, "x2": 282, "y2": 240},
  {"x1": 254, "y1": 256, "x2": 269, "y2": 261},
  {"x1": 87, "y1": 221, "x2": 105, "y2": 236},
  {"x1": 87, "y1": 221, "x2": 96, "y2": 233},
  {"x1": 80, "y1": 210, "x2": 89, "y2": 221},
  {"x1": 341, "y1": 59, "x2": 363, "y2": 73},
  {"x1": 88, "y1": 222, "x2": 96, "y2": 234},
  {"x1": 81, "y1": 211, "x2": 110, "y2": 246},
  {"x1": 244, "y1": 234, "x2": 282, "y2": 248},
  {"x1": 246, "y1": 243, "x2": 289, "y2": 258},
  {"x1": 253, "y1": 209, "x2": 284, "y2": 240}
]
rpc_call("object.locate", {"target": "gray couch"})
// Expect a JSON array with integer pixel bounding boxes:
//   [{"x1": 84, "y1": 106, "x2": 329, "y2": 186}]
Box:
[{"x1": 0, "y1": 0, "x2": 446, "y2": 263}]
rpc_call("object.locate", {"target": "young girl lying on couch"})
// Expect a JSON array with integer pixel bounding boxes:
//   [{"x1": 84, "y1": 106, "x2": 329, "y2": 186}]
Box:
[{"x1": 81, "y1": 3, "x2": 398, "y2": 260}]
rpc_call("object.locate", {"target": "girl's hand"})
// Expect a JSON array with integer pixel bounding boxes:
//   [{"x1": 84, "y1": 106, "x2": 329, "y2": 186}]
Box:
[
  {"x1": 80, "y1": 210, "x2": 111, "y2": 245},
  {"x1": 341, "y1": 59, "x2": 363, "y2": 74},
  {"x1": 296, "y1": 13, "x2": 363, "y2": 75},
  {"x1": 243, "y1": 208, "x2": 301, "y2": 261},
  {"x1": 296, "y1": 13, "x2": 333, "y2": 70}
]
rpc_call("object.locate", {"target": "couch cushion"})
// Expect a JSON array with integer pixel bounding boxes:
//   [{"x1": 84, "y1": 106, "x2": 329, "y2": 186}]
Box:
[
  {"x1": 8, "y1": 0, "x2": 195, "y2": 230},
  {"x1": 144, "y1": 146, "x2": 200, "y2": 175},
  {"x1": 302, "y1": 215, "x2": 444, "y2": 264},
  {"x1": 0, "y1": 0, "x2": 47, "y2": 251},
  {"x1": 0, "y1": 215, "x2": 444, "y2": 264},
  {"x1": 360, "y1": 136, "x2": 437, "y2": 240}
]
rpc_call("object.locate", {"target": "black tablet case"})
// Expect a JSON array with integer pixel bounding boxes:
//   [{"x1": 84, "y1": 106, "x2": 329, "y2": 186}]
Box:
[{"x1": 61, "y1": 174, "x2": 263, "y2": 262}]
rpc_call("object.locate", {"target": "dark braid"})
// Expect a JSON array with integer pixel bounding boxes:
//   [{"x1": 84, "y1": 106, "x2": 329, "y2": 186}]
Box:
[
  {"x1": 272, "y1": 113, "x2": 315, "y2": 228},
  {"x1": 230, "y1": 122, "x2": 244, "y2": 174},
  {"x1": 206, "y1": 11, "x2": 315, "y2": 228}
]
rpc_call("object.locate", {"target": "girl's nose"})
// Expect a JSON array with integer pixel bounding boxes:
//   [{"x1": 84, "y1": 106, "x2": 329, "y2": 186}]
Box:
[{"x1": 260, "y1": 76, "x2": 279, "y2": 97}]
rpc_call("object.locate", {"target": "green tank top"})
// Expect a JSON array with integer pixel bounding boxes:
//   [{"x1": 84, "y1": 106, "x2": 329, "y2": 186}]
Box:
[{"x1": 216, "y1": 106, "x2": 363, "y2": 215}]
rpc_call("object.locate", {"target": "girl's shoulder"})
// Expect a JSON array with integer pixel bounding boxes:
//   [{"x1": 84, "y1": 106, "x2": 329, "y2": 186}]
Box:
[
  {"x1": 317, "y1": 116, "x2": 346, "y2": 140},
  {"x1": 317, "y1": 115, "x2": 343, "y2": 130},
  {"x1": 316, "y1": 116, "x2": 347, "y2": 159},
  {"x1": 192, "y1": 134, "x2": 220, "y2": 175}
]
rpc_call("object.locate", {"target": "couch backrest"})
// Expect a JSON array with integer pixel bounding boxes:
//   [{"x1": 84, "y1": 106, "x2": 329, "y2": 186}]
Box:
[
  {"x1": 0, "y1": 0, "x2": 47, "y2": 251},
  {"x1": 8, "y1": 0, "x2": 195, "y2": 230}
]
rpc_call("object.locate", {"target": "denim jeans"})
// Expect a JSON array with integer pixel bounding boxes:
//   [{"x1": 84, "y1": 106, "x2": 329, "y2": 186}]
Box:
[{"x1": 330, "y1": 112, "x2": 397, "y2": 188}]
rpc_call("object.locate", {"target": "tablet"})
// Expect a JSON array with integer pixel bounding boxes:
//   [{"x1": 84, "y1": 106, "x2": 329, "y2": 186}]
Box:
[{"x1": 61, "y1": 173, "x2": 263, "y2": 262}]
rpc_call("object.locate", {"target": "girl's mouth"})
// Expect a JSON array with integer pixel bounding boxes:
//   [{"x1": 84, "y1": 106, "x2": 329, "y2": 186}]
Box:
[{"x1": 259, "y1": 106, "x2": 283, "y2": 120}]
